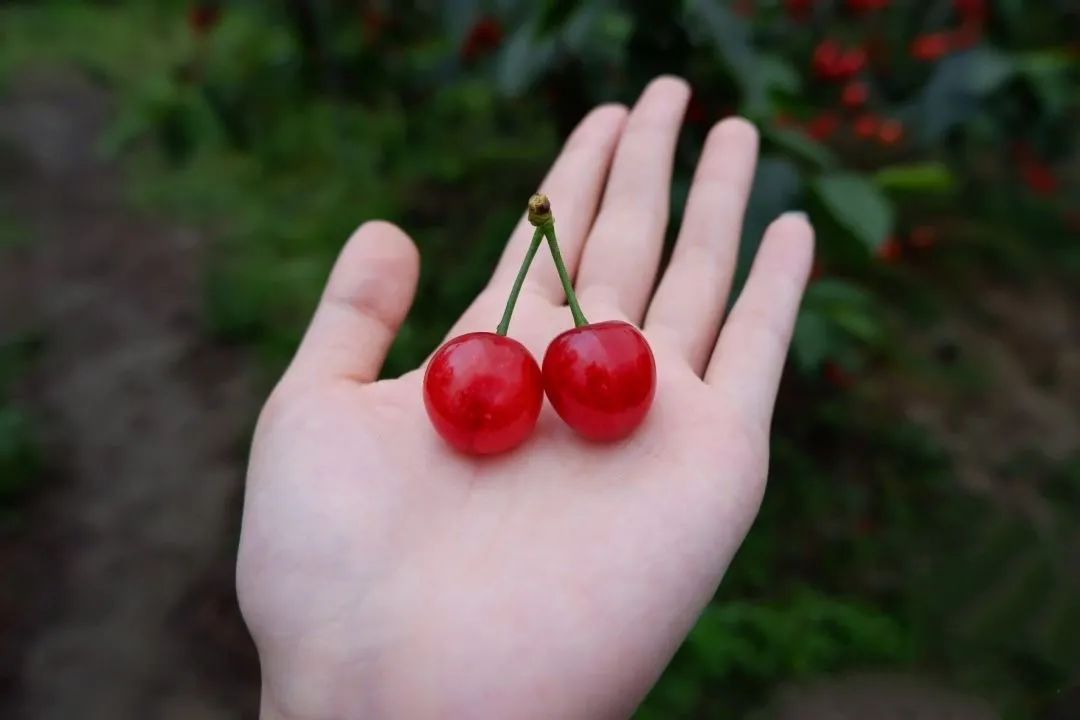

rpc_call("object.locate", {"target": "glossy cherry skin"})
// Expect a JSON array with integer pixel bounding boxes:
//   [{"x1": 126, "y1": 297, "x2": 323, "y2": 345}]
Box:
[
  {"x1": 423, "y1": 332, "x2": 543, "y2": 455},
  {"x1": 542, "y1": 320, "x2": 656, "y2": 442}
]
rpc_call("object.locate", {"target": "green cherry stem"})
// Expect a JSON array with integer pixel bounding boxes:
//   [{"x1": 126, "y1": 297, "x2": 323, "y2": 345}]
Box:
[
  {"x1": 526, "y1": 193, "x2": 589, "y2": 329},
  {"x1": 495, "y1": 227, "x2": 544, "y2": 336},
  {"x1": 540, "y1": 219, "x2": 589, "y2": 328}
]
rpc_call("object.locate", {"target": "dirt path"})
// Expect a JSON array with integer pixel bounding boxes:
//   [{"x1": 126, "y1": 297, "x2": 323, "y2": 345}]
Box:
[{"x1": 0, "y1": 69, "x2": 258, "y2": 719}]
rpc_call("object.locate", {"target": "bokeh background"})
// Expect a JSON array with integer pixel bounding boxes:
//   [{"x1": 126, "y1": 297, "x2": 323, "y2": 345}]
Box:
[{"x1": 1, "y1": 1, "x2": 1078, "y2": 718}]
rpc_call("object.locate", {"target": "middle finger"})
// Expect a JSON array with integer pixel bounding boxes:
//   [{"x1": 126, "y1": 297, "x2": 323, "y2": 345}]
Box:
[{"x1": 573, "y1": 76, "x2": 690, "y2": 323}]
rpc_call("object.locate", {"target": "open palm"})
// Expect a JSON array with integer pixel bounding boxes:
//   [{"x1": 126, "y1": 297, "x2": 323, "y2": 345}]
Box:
[{"x1": 238, "y1": 77, "x2": 814, "y2": 720}]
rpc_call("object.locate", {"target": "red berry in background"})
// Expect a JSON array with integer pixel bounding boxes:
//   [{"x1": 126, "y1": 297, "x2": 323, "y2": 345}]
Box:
[
  {"x1": 815, "y1": 43, "x2": 867, "y2": 82},
  {"x1": 877, "y1": 118, "x2": 904, "y2": 145},
  {"x1": 461, "y1": 16, "x2": 504, "y2": 63},
  {"x1": 813, "y1": 40, "x2": 844, "y2": 80},
  {"x1": 543, "y1": 321, "x2": 657, "y2": 443},
  {"x1": 806, "y1": 112, "x2": 840, "y2": 141},
  {"x1": 954, "y1": 0, "x2": 987, "y2": 22},
  {"x1": 847, "y1": 0, "x2": 890, "y2": 13},
  {"x1": 188, "y1": 2, "x2": 221, "y2": 35},
  {"x1": 424, "y1": 333, "x2": 543, "y2": 455},
  {"x1": 841, "y1": 81, "x2": 869, "y2": 110},
  {"x1": 1012, "y1": 142, "x2": 1060, "y2": 196},
  {"x1": 911, "y1": 33, "x2": 952, "y2": 61},
  {"x1": 1020, "y1": 160, "x2": 1060, "y2": 196},
  {"x1": 786, "y1": 0, "x2": 814, "y2": 21},
  {"x1": 878, "y1": 235, "x2": 902, "y2": 262},
  {"x1": 951, "y1": 23, "x2": 982, "y2": 50},
  {"x1": 838, "y1": 47, "x2": 868, "y2": 78},
  {"x1": 854, "y1": 113, "x2": 881, "y2": 139}
]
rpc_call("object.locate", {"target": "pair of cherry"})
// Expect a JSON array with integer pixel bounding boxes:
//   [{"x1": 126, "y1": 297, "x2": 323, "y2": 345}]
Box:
[{"x1": 423, "y1": 195, "x2": 656, "y2": 455}]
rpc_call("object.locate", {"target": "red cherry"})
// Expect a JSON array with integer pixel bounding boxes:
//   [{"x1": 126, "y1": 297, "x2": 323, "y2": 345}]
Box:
[
  {"x1": 786, "y1": 0, "x2": 814, "y2": 21},
  {"x1": 806, "y1": 112, "x2": 840, "y2": 141},
  {"x1": 854, "y1": 113, "x2": 881, "y2": 139},
  {"x1": 813, "y1": 40, "x2": 843, "y2": 80},
  {"x1": 542, "y1": 321, "x2": 656, "y2": 442},
  {"x1": 838, "y1": 47, "x2": 867, "y2": 78},
  {"x1": 1020, "y1": 158, "x2": 1059, "y2": 196},
  {"x1": 187, "y1": 3, "x2": 221, "y2": 35},
  {"x1": 460, "y1": 16, "x2": 504, "y2": 62},
  {"x1": 841, "y1": 81, "x2": 869, "y2": 110},
  {"x1": 878, "y1": 235, "x2": 902, "y2": 263},
  {"x1": 847, "y1": 0, "x2": 889, "y2": 12},
  {"x1": 951, "y1": 22, "x2": 982, "y2": 50},
  {"x1": 954, "y1": 0, "x2": 986, "y2": 22},
  {"x1": 877, "y1": 118, "x2": 905, "y2": 145},
  {"x1": 424, "y1": 333, "x2": 543, "y2": 455},
  {"x1": 910, "y1": 33, "x2": 952, "y2": 61}
]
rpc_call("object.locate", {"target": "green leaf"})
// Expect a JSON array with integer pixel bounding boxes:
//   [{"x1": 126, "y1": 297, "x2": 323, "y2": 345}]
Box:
[
  {"x1": 793, "y1": 279, "x2": 883, "y2": 373},
  {"x1": 682, "y1": 0, "x2": 764, "y2": 113},
  {"x1": 1016, "y1": 50, "x2": 1076, "y2": 117},
  {"x1": 757, "y1": 54, "x2": 802, "y2": 96},
  {"x1": 792, "y1": 308, "x2": 834, "y2": 374},
  {"x1": 967, "y1": 47, "x2": 1017, "y2": 95},
  {"x1": 874, "y1": 162, "x2": 955, "y2": 194},
  {"x1": 440, "y1": 0, "x2": 482, "y2": 44},
  {"x1": 812, "y1": 173, "x2": 894, "y2": 252},
  {"x1": 737, "y1": 157, "x2": 803, "y2": 289},
  {"x1": 0, "y1": 404, "x2": 40, "y2": 501},
  {"x1": 764, "y1": 127, "x2": 837, "y2": 171},
  {"x1": 916, "y1": 47, "x2": 1016, "y2": 144},
  {"x1": 496, "y1": 20, "x2": 557, "y2": 96}
]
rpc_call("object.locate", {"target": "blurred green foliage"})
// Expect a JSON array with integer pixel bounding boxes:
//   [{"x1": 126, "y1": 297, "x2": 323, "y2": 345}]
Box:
[
  {"x1": 0, "y1": 335, "x2": 42, "y2": 525},
  {"x1": 1, "y1": 0, "x2": 1077, "y2": 716}
]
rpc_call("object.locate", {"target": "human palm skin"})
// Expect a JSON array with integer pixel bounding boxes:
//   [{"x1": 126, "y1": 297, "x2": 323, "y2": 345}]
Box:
[{"x1": 238, "y1": 77, "x2": 814, "y2": 720}]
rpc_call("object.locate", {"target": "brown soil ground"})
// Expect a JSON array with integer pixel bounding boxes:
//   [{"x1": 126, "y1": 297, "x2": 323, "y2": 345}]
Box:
[{"x1": 0, "y1": 69, "x2": 259, "y2": 719}]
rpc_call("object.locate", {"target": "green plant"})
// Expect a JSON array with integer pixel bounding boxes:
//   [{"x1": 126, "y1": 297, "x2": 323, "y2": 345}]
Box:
[{"x1": 0, "y1": 336, "x2": 43, "y2": 523}]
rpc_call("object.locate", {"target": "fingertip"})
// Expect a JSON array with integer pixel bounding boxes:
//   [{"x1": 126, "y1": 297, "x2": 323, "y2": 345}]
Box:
[
  {"x1": 346, "y1": 220, "x2": 420, "y2": 271},
  {"x1": 626, "y1": 76, "x2": 691, "y2": 128},
  {"x1": 646, "y1": 74, "x2": 692, "y2": 100},
  {"x1": 566, "y1": 103, "x2": 629, "y2": 150},
  {"x1": 756, "y1": 212, "x2": 816, "y2": 291},
  {"x1": 707, "y1": 116, "x2": 759, "y2": 150},
  {"x1": 589, "y1": 102, "x2": 630, "y2": 125},
  {"x1": 775, "y1": 210, "x2": 813, "y2": 231},
  {"x1": 771, "y1": 211, "x2": 816, "y2": 257}
]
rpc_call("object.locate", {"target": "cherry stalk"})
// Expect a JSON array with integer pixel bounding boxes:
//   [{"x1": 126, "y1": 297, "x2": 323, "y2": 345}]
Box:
[{"x1": 529, "y1": 194, "x2": 657, "y2": 442}]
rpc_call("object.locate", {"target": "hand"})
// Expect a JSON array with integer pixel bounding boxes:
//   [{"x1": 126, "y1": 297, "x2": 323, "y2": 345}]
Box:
[{"x1": 238, "y1": 76, "x2": 814, "y2": 720}]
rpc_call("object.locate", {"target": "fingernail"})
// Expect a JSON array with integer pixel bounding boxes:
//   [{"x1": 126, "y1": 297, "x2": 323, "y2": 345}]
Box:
[{"x1": 783, "y1": 210, "x2": 808, "y2": 221}]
